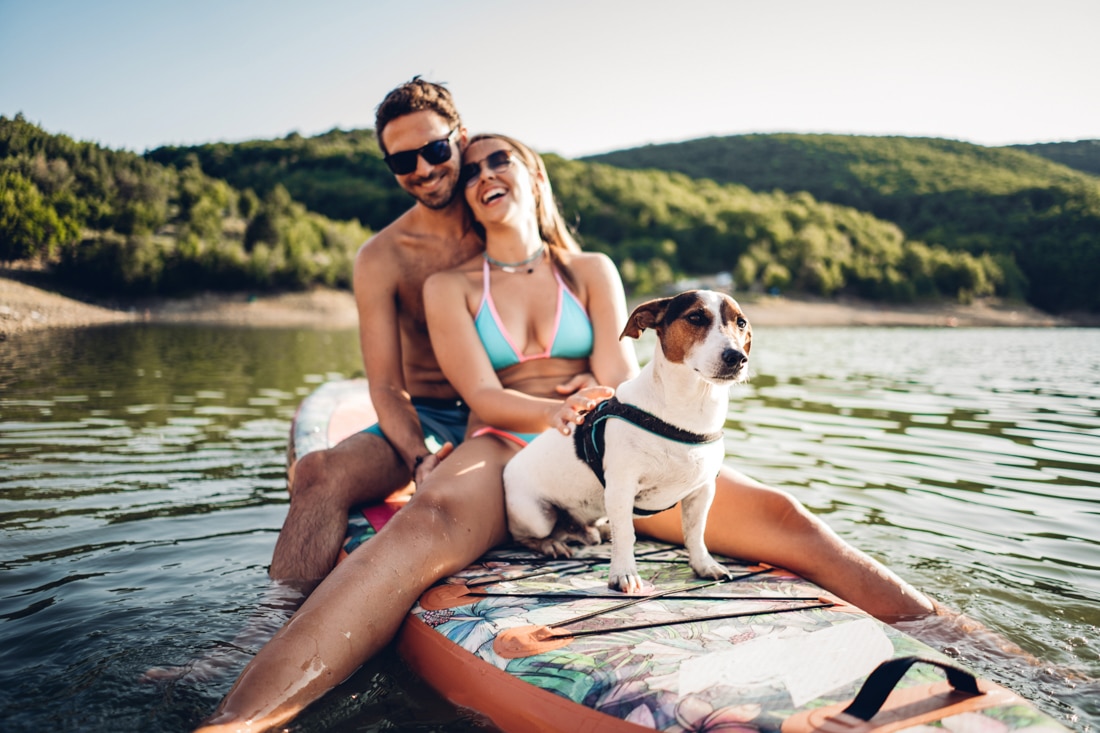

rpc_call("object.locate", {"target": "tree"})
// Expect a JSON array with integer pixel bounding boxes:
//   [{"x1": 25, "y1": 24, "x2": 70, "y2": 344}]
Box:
[{"x1": 0, "y1": 170, "x2": 80, "y2": 261}]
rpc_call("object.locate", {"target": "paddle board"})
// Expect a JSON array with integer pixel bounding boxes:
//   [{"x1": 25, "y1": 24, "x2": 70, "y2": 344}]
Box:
[{"x1": 288, "y1": 379, "x2": 1069, "y2": 733}]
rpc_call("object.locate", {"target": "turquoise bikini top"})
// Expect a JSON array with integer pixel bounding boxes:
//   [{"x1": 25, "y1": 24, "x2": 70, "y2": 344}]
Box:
[{"x1": 474, "y1": 259, "x2": 594, "y2": 371}]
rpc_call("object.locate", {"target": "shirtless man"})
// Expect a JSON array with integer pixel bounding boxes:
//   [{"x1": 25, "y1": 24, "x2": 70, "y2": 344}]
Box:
[{"x1": 268, "y1": 79, "x2": 483, "y2": 581}]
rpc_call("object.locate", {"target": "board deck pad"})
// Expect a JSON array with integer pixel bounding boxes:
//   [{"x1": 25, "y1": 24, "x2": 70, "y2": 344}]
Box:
[{"x1": 290, "y1": 379, "x2": 1069, "y2": 733}]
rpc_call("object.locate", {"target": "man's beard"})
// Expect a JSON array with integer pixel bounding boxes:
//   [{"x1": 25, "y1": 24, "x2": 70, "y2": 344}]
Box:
[{"x1": 407, "y1": 169, "x2": 459, "y2": 210}]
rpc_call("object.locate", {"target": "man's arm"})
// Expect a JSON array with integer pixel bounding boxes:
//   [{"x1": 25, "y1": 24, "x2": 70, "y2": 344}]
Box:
[{"x1": 354, "y1": 235, "x2": 430, "y2": 474}]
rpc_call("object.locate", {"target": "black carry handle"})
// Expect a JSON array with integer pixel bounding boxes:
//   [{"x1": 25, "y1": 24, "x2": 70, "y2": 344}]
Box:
[{"x1": 843, "y1": 656, "x2": 983, "y2": 721}]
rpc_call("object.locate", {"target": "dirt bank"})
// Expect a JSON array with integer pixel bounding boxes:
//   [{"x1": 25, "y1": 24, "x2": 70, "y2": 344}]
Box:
[{"x1": 1, "y1": 272, "x2": 1086, "y2": 340}]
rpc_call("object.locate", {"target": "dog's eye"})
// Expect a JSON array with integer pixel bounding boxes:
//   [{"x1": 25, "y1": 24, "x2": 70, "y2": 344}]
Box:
[
  {"x1": 686, "y1": 312, "x2": 708, "y2": 326},
  {"x1": 736, "y1": 317, "x2": 748, "y2": 329}
]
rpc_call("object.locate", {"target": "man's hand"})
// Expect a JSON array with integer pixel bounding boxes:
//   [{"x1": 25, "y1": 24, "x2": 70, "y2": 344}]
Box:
[
  {"x1": 555, "y1": 372, "x2": 599, "y2": 396},
  {"x1": 413, "y1": 442, "x2": 454, "y2": 484},
  {"x1": 552, "y1": 386, "x2": 615, "y2": 435}
]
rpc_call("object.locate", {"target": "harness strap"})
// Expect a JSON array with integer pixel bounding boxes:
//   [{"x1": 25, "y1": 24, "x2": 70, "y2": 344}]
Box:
[{"x1": 572, "y1": 397, "x2": 723, "y2": 495}]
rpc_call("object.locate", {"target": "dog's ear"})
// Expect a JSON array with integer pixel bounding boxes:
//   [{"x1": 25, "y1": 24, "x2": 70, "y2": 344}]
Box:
[{"x1": 621, "y1": 297, "x2": 670, "y2": 340}]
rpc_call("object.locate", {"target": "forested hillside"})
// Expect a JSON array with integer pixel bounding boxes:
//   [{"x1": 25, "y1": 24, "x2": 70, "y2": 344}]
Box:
[
  {"x1": 147, "y1": 129, "x2": 409, "y2": 232},
  {"x1": 543, "y1": 156, "x2": 1007, "y2": 301},
  {"x1": 1011, "y1": 140, "x2": 1100, "y2": 178},
  {"x1": 585, "y1": 135, "x2": 1100, "y2": 312},
  {"x1": 0, "y1": 117, "x2": 1070, "y2": 309},
  {"x1": 0, "y1": 114, "x2": 369, "y2": 294}
]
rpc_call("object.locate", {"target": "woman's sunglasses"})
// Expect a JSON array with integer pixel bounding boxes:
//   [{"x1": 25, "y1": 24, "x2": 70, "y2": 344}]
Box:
[
  {"x1": 383, "y1": 128, "x2": 457, "y2": 175},
  {"x1": 461, "y1": 150, "x2": 516, "y2": 189}
]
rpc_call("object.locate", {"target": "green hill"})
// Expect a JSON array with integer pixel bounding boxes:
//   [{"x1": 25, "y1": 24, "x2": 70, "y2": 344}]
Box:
[
  {"x1": 0, "y1": 119, "x2": 1051, "y2": 307},
  {"x1": 1011, "y1": 140, "x2": 1100, "y2": 178},
  {"x1": 543, "y1": 155, "x2": 1008, "y2": 302},
  {"x1": 143, "y1": 130, "x2": 1010, "y2": 304},
  {"x1": 1, "y1": 114, "x2": 369, "y2": 294},
  {"x1": 147, "y1": 128, "x2": 408, "y2": 232},
  {"x1": 584, "y1": 135, "x2": 1100, "y2": 312}
]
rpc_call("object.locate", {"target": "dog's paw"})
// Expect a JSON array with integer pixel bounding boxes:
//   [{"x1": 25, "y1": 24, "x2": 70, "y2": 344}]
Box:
[
  {"x1": 690, "y1": 554, "x2": 731, "y2": 581},
  {"x1": 537, "y1": 537, "x2": 575, "y2": 558},
  {"x1": 515, "y1": 536, "x2": 572, "y2": 559},
  {"x1": 608, "y1": 568, "x2": 649, "y2": 594}
]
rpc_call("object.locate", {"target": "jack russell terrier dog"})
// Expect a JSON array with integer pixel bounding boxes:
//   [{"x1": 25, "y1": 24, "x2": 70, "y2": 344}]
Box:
[{"x1": 503, "y1": 290, "x2": 752, "y2": 592}]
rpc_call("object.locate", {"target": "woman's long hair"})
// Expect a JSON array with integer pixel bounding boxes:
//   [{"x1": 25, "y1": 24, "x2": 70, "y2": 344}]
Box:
[{"x1": 466, "y1": 133, "x2": 581, "y2": 289}]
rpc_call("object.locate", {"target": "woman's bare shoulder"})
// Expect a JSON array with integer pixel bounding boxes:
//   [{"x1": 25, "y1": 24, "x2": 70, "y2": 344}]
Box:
[
  {"x1": 565, "y1": 250, "x2": 615, "y2": 274},
  {"x1": 566, "y1": 251, "x2": 620, "y2": 289}
]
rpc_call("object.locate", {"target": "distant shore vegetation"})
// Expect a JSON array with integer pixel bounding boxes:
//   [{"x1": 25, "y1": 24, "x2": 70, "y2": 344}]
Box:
[
  {"x1": 1, "y1": 114, "x2": 367, "y2": 295},
  {"x1": 3, "y1": 113, "x2": 1098, "y2": 313}
]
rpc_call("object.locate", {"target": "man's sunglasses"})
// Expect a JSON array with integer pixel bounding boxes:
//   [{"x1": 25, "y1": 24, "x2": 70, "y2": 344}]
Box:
[
  {"x1": 460, "y1": 150, "x2": 516, "y2": 189},
  {"x1": 383, "y1": 128, "x2": 457, "y2": 175}
]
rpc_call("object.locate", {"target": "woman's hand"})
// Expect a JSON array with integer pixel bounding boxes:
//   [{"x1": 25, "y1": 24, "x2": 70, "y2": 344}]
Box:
[{"x1": 551, "y1": 386, "x2": 615, "y2": 435}]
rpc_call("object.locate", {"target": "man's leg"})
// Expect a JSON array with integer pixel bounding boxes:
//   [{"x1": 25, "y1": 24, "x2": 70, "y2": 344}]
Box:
[
  {"x1": 197, "y1": 436, "x2": 514, "y2": 733},
  {"x1": 269, "y1": 431, "x2": 411, "y2": 581},
  {"x1": 633, "y1": 465, "x2": 935, "y2": 621}
]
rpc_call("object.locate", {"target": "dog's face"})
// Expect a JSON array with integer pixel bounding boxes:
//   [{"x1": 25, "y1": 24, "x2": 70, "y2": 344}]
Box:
[{"x1": 621, "y1": 290, "x2": 752, "y2": 384}]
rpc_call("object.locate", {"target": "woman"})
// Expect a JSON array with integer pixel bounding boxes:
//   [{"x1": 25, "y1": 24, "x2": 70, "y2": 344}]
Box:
[
  {"x1": 423, "y1": 133, "x2": 635, "y2": 447},
  {"x1": 197, "y1": 135, "x2": 933, "y2": 732}
]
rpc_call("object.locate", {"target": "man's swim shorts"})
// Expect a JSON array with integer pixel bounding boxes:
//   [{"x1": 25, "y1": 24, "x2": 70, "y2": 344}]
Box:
[{"x1": 362, "y1": 396, "x2": 469, "y2": 454}]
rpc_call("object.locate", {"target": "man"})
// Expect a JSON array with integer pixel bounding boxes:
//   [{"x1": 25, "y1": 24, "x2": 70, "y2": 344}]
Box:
[{"x1": 268, "y1": 79, "x2": 480, "y2": 580}]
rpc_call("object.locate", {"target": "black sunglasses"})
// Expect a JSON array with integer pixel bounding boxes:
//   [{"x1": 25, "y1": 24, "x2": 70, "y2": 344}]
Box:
[
  {"x1": 383, "y1": 128, "x2": 457, "y2": 175},
  {"x1": 460, "y1": 150, "x2": 516, "y2": 188}
]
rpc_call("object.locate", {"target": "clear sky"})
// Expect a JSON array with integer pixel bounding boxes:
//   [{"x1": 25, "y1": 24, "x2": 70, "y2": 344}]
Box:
[{"x1": 2, "y1": 0, "x2": 1097, "y2": 158}]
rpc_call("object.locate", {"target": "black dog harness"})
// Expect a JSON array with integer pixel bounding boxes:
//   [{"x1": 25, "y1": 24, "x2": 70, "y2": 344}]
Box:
[{"x1": 572, "y1": 397, "x2": 724, "y2": 515}]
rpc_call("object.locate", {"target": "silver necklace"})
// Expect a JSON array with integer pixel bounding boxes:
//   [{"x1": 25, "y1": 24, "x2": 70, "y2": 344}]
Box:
[{"x1": 483, "y1": 243, "x2": 546, "y2": 274}]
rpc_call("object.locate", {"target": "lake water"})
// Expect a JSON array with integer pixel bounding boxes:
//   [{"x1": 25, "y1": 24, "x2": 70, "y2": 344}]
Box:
[{"x1": 1, "y1": 324, "x2": 1097, "y2": 732}]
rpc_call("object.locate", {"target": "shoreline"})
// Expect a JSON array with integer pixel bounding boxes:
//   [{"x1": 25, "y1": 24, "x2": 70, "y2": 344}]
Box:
[{"x1": 1, "y1": 272, "x2": 1090, "y2": 339}]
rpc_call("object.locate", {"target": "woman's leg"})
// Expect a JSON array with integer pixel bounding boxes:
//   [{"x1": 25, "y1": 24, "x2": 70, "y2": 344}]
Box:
[
  {"x1": 633, "y1": 465, "x2": 935, "y2": 621},
  {"x1": 196, "y1": 436, "x2": 516, "y2": 733}
]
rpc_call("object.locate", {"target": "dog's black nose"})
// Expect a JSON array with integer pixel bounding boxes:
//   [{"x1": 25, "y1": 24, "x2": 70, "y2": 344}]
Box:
[{"x1": 722, "y1": 348, "x2": 747, "y2": 369}]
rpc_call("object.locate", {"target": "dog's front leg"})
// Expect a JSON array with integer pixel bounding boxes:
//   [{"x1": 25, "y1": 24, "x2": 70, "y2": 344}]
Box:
[
  {"x1": 603, "y1": 480, "x2": 644, "y2": 593},
  {"x1": 681, "y1": 482, "x2": 730, "y2": 580}
]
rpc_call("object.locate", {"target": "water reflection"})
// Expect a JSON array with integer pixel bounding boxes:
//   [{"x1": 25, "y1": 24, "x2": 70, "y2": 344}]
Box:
[{"x1": 0, "y1": 324, "x2": 1097, "y2": 731}]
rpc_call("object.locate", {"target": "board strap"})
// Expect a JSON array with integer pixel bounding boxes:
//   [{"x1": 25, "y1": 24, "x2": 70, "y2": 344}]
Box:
[{"x1": 781, "y1": 656, "x2": 1022, "y2": 733}]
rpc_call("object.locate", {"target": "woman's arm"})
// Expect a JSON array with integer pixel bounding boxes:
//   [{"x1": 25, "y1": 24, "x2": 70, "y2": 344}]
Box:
[
  {"x1": 576, "y1": 252, "x2": 640, "y2": 387},
  {"x1": 545, "y1": 253, "x2": 641, "y2": 436}
]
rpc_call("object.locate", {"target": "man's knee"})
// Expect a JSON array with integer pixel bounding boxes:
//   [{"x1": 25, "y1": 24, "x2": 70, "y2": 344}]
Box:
[{"x1": 289, "y1": 449, "x2": 342, "y2": 504}]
